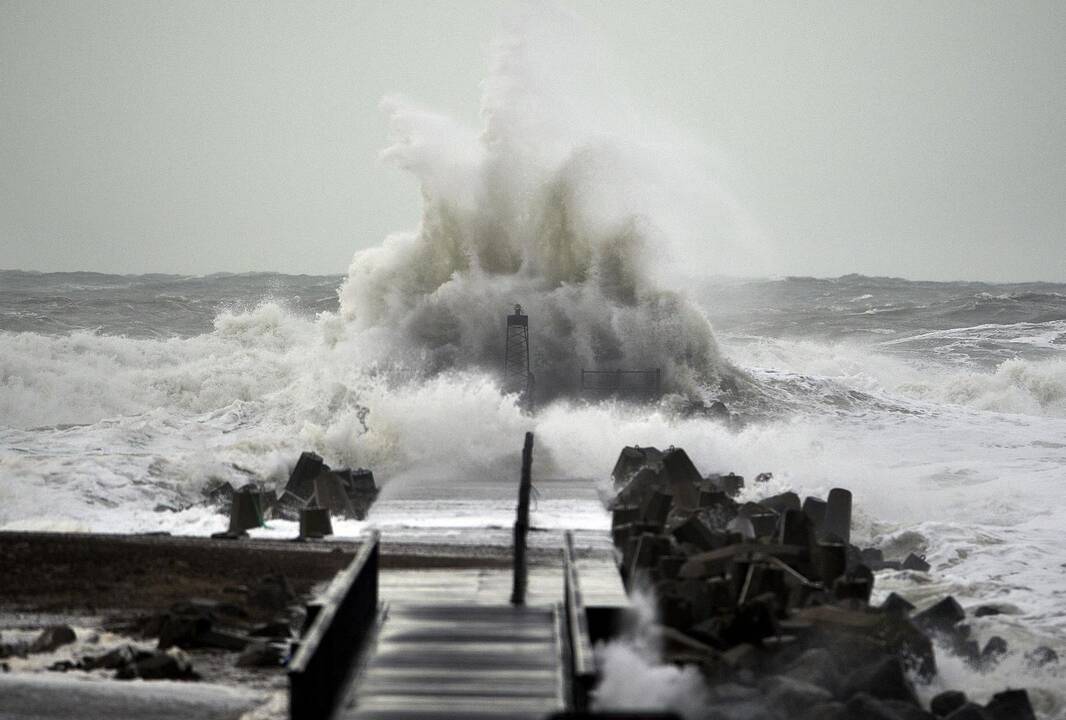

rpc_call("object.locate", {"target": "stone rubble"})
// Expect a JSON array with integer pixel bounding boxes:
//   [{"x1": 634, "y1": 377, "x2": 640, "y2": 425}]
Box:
[{"x1": 608, "y1": 444, "x2": 1051, "y2": 720}]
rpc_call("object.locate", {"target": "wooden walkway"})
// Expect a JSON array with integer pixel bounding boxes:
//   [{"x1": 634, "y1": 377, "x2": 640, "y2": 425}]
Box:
[{"x1": 341, "y1": 603, "x2": 566, "y2": 720}]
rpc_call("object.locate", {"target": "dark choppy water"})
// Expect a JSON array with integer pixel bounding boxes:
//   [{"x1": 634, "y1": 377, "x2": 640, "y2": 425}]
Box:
[{"x1": 2, "y1": 270, "x2": 1066, "y2": 716}]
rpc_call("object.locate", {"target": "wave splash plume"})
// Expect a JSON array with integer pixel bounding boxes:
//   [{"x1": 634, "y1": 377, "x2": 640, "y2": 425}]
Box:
[{"x1": 337, "y1": 7, "x2": 750, "y2": 400}]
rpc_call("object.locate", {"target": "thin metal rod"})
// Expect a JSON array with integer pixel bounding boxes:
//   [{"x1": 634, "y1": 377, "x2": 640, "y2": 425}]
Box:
[{"x1": 511, "y1": 431, "x2": 534, "y2": 605}]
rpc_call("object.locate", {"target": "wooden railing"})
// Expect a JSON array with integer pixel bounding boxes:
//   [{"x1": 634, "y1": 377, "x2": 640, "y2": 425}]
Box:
[{"x1": 288, "y1": 530, "x2": 380, "y2": 720}]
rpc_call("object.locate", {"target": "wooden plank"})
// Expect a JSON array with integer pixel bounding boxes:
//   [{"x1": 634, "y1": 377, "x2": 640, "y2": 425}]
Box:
[{"x1": 342, "y1": 603, "x2": 565, "y2": 720}]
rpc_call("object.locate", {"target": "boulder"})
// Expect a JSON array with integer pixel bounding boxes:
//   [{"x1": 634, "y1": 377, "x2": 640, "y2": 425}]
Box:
[
  {"x1": 618, "y1": 467, "x2": 667, "y2": 508},
  {"x1": 760, "y1": 491, "x2": 801, "y2": 514},
  {"x1": 972, "y1": 605, "x2": 1002, "y2": 617},
  {"x1": 285, "y1": 451, "x2": 327, "y2": 501},
  {"x1": 803, "y1": 496, "x2": 828, "y2": 529},
  {"x1": 30, "y1": 625, "x2": 76, "y2": 654},
  {"x1": 236, "y1": 640, "x2": 287, "y2": 668},
  {"x1": 641, "y1": 491, "x2": 673, "y2": 528},
  {"x1": 913, "y1": 596, "x2": 965, "y2": 635},
  {"x1": 249, "y1": 574, "x2": 295, "y2": 612},
  {"x1": 718, "y1": 473, "x2": 745, "y2": 497},
  {"x1": 761, "y1": 675, "x2": 833, "y2": 714},
  {"x1": 943, "y1": 703, "x2": 991, "y2": 720},
  {"x1": 845, "y1": 692, "x2": 915, "y2": 720},
  {"x1": 116, "y1": 649, "x2": 199, "y2": 681},
  {"x1": 902, "y1": 553, "x2": 931, "y2": 572},
  {"x1": 798, "y1": 702, "x2": 847, "y2": 720},
  {"x1": 671, "y1": 515, "x2": 722, "y2": 551},
  {"x1": 1025, "y1": 645, "x2": 1058, "y2": 668},
  {"x1": 881, "y1": 699, "x2": 937, "y2": 720},
  {"x1": 881, "y1": 593, "x2": 916, "y2": 616},
  {"x1": 660, "y1": 448, "x2": 703, "y2": 509},
  {"x1": 840, "y1": 656, "x2": 920, "y2": 705},
  {"x1": 823, "y1": 488, "x2": 852, "y2": 544},
  {"x1": 781, "y1": 647, "x2": 841, "y2": 696},
  {"x1": 984, "y1": 689, "x2": 1036, "y2": 720},
  {"x1": 978, "y1": 636, "x2": 1008, "y2": 667},
  {"x1": 82, "y1": 645, "x2": 137, "y2": 670},
  {"x1": 611, "y1": 446, "x2": 662, "y2": 485},
  {"x1": 931, "y1": 691, "x2": 968, "y2": 717}
]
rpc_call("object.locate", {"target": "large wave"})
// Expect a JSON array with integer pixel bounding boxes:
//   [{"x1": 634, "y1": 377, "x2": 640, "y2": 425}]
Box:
[{"x1": 336, "y1": 6, "x2": 755, "y2": 401}]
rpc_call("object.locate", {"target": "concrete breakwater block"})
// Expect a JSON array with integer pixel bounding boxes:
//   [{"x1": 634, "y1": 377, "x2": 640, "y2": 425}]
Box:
[
  {"x1": 202, "y1": 451, "x2": 380, "y2": 525},
  {"x1": 605, "y1": 444, "x2": 1047, "y2": 720}
]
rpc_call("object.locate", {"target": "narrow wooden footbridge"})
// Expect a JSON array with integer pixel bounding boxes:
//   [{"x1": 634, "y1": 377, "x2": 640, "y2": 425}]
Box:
[
  {"x1": 288, "y1": 435, "x2": 630, "y2": 720},
  {"x1": 288, "y1": 529, "x2": 628, "y2": 720}
]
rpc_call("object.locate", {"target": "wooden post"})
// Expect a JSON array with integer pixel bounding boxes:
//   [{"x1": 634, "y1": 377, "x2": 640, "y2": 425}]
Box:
[{"x1": 511, "y1": 431, "x2": 534, "y2": 606}]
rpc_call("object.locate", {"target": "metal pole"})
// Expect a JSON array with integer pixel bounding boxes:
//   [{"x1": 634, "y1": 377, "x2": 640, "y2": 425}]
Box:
[{"x1": 511, "y1": 432, "x2": 534, "y2": 606}]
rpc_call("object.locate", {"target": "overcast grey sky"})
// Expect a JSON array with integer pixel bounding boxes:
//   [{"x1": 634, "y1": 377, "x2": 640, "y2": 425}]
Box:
[{"x1": 1, "y1": 1, "x2": 1063, "y2": 281}]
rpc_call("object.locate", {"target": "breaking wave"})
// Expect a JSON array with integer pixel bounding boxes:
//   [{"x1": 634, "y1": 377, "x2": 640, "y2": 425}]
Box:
[{"x1": 336, "y1": 6, "x2": 757, "y2": 400}]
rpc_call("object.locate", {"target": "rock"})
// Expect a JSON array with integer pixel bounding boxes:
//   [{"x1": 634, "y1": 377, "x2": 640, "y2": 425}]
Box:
[
  {"x1": 236, "y1": 640, "x2": 287, "y2": 668},
  {"x1": 641, "y1": 491, "x2": 673, "y2": 528},
  {"x1": 834, "y1": 565, "x2": 874, "y2": 604},
  {"x1": 841, "y1": 656, "x2": 919, "y2": 705},
  {"x1": 755, "y1": 472, "x2": 773, "y2": 483},
  {"x1": 48, "y1": 660, "x2": 78, "y2": 672},
  {"x1": 1025, "y1": 645, "x2": 1058, "y2": 668},
  {"x1": 660, "y1": 448, "x2": 702, "y2": 509},
  {"x1": 720, "y1": 594, "x2": 778, "y2": 646},
  {"x1": 913, "y1": 596, "x2": 966, "y2": 635},
  {"x1": 82, "y1": 645, "x2": 137, "y2": 670},
  {"x1": 611, "y1": 446, "x2": 661, "y2": 485},
  {"x1": 116, "y1": 649, "x2": 199, "y2": 681},
  {"x1": 0, "y1": 640, "x2": 29, "y2": 659},
  {"x1": 201, "y1": 479, "x2": 235, "y2": 507},
  {"x1": 249, "y1": 574, "x2": 295, "y2": 612},
  {"x1": 781, "y1": 647, "x2": 841, "y2": 696},
  {"x1": 882, "y1": 699, "x2": 937, "y2": 720},
  {"x1": 779, "y1": 509, "x2": 814, "y2": 548},
  {"x1": 718, "y1": 473, "x2": 745, "y2": 497},
  {"x1": 720, "y1": 643, "x2": 763, "y2": 672},
  {"x1": 943, "y1": 703, "x2": 991, "y2": 720},
  {"x1": 973, "y1": 605, "x2": 1002, "y2": 617},
  {"x1": 30, "y1": 625, "x2": 76, "y2": 654},
  {"x1": 671, "y1": 515, "x2": 722, "y2": 550},
  {"x1": 762, "y1": 675, "x2": 833, "y2": 714},
  {"x1": 748, "y1": 512, "x2": 780, "y2": 539},
  {"x1": 881, "y1": 593, "x2": 916, "y2": 616},
  {"x1": 861, "y1": 547, "x2": 885, "y2": 566},
  {"x1": 798, "y1": 702, "x2": 847, "y2": 720},
  {"x1": 824, "y1": 488, "x2": 852, "y2": 544},
  {"x1": 902, "y1": 553, "x2": 931, "y2": 572},
  {"x1": 617, "y1": 467, "x2": 667, "y2": 508},
  {"x1": 978, "y1": 636, "x2": 1008, "y2": 667},
  {"x1": 984, "y1": 689, "x2": 1036, "y2": 720},
  {"x1": 308, "y1": 472, "x2": 355, "y2": 518},
  {"x1": 931, "y1": 691, "x2": 968, "y2": 717},
  {"x1": 285, "y1": 451, "x2": 327, "y2": 501},
  {"x1": 760, "y1": 491, "x2": 801, "y2": 514},
  {"x1": 803, "y1": 496, "x2": 828, "y2": 528},
  {"x1": 813, "y1": 541, "x2": 848, "y2": 585},
  {"x1": 250, "y1": 620, "x2": 294, "y2": 639},
  {"x1": 845, "y1": 692, "x2": 914, "y2": 720}
]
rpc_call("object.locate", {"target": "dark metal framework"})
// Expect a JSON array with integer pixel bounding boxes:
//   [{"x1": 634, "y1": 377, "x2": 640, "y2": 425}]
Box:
[{"x1": 504, "y1": 304, "x2": 534, "y2": 409}]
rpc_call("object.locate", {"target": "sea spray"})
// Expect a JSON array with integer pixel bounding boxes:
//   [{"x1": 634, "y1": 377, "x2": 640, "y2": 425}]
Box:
[
  {"x1": 336, "y1": 5, "x2": 754, "y2": 401},
  {"x1": 592, "y1": 589, "x2": 712, "y2": 719}
]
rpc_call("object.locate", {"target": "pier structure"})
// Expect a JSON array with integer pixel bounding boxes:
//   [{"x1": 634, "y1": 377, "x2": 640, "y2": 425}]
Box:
[
  {"x1": 504, "y1": 304, "x2": 535, "y2": 410},
  {"x1": 0, "y1": 436, "x2": 630, "y2": 720}
]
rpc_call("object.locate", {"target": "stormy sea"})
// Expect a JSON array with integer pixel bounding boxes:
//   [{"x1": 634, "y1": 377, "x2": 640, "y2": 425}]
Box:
[
  {"x1": 3, "y1": 268, "x2": 1066, "y2": 713},
  {"x1": 3, "y1": 6, "x2": 1066, "y2": 716}
]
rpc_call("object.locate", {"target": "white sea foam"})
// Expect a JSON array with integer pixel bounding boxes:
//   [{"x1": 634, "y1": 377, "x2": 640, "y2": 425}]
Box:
[{"x1": 2, "y1": 4, "x2": 1065, "y2": 715}]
